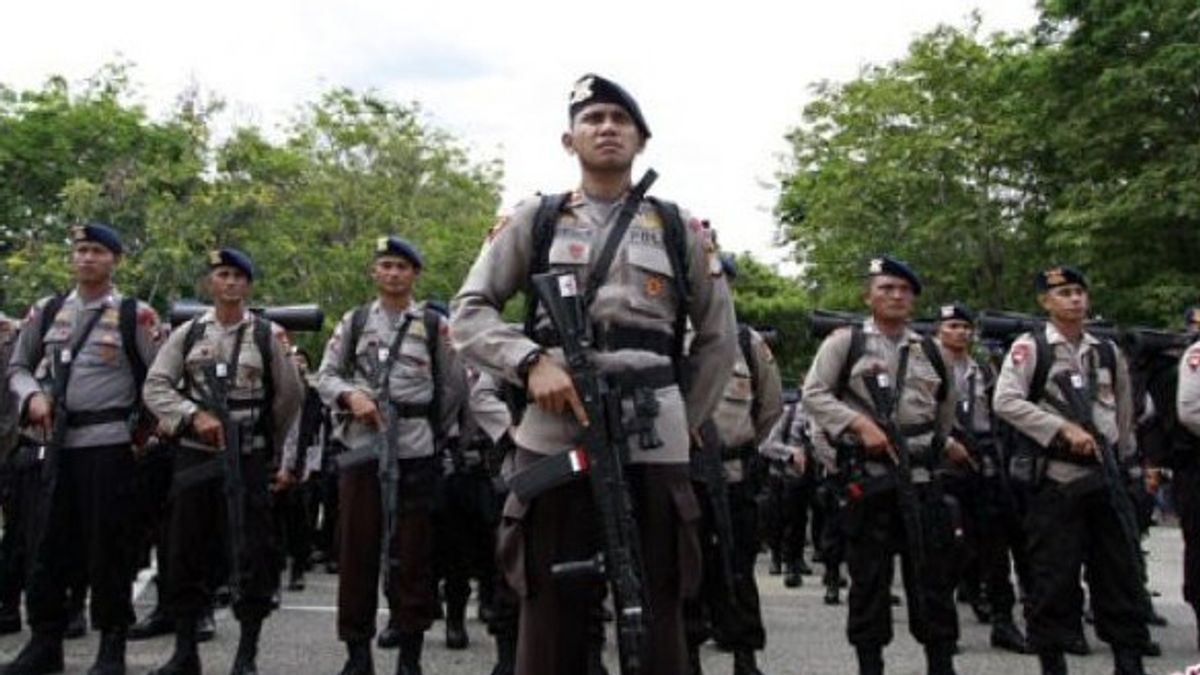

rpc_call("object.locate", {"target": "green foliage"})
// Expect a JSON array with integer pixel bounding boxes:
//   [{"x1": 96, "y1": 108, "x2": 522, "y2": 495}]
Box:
[
  {"x1": 728, "y1": 253, "x2": 811, "y2": 385},
  {"x1": 0, "y1": 67, "x2": 502, "y2": 358},
  {"x1": 777, "y1": 1, "x2": 1200, "y2": 330}
]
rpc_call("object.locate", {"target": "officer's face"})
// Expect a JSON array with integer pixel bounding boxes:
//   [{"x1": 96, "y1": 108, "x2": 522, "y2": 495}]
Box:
[
  {"x1": 372, "y1": 256, "x2": 419, "y2": 297},
  {"x1": 937, "y1": 320, "x2": 973, "y2": 352},
  {"x1": 71, "y1": 242, "x2": 118, "y2": 285},
  {"x1": 864, "y1": 275, "x2": 914, "y2": 322},
  {"x1": 207, "y1": 267, "x2": 251, "y2": 304},
  {"x1": 562, "y1": 103, "x2": 645, "y2": 172},
  {"x1": 1039, "y1": 284, "x2": 1089, "y2": 323}
]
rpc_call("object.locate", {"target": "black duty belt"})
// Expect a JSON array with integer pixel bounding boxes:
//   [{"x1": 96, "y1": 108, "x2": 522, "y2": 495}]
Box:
[
  {"x1": 533, "y1": 325, "x2": 675, "y2": 358},
  {"x1": 721, "y1": 443, "x2": 757, "y2": 461},
  {"x1": 66, "y1": 407, "x2": 132, "y2": 428},
  {"x1": 607, "y1": 365, "x2": 677, "y2": 392},
  {"x1": 900, "y1": 421, "x2": 936, "y2": 437},
  {"x1": 228, "y1": 399, "x2": 266, "y2": 412},
  {"x1": 392, "y1": 402, "x2": 433, "y2": 418}
]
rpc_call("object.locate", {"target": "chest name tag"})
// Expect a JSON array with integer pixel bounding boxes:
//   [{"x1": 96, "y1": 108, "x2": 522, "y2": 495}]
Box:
[
  {"x1": 1070, "y1": 373, "x2": 1085, "y2": 390},
  {"x1": 875, "y1": 372, "x2": 891, "y2": 389},
  {"x1": 378, "y1": 347, "x2": 390, "y2": 364},
  {"x1": 216, "y1": 362, "x2": 229, "y2": 379},
  {"x1": 958, "y1": 400, "x2": 970, "y2": 416},
  {"x1": 59, "y1": 349, "x2": 72, "y2": 365}
]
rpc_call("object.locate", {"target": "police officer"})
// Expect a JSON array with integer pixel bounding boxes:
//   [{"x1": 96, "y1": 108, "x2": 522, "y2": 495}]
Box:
[
  {"x1": 760, "y1": 389, "x2": 818, "y2": 590},
  {"x1": 4, "y1": 224, "x2": 163, "y2": 675},
  {"x1": 934, "y1": 303, "x2": 1029, "y2": 654},
  {"x1": 316, "y1": 236, "x2": 465, "y2": 675},
  {"x1": 686, "y1": 253, "x2": 783, "y2": 675},
  {"x1": 1176, "y1": 308, "x2": 1200, "y2": 649},
  {"x1": 992, "y1": 266, "x2": 1149, "y2": 675},
  {"x1": 802, "y1": 256, "x2": 965, "y2": 675},
  {"x1": 142, "y1": 248, "x2": 302, "y2": 675},
  {"x1": 0, "y1": 312, "x2": 24, "y2": 635},
  {"x1": 451, "y1": 73, "x2": 737, "y2": 675}
]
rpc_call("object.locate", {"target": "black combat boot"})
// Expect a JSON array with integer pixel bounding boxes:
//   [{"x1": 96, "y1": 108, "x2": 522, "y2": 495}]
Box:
[
  {"x1": 733, "y1": 649, "x2": 766, "y2": 675},
  {"x1": 336, "y1": 640, "x2": 373, "y2": 675},
  {"x1": 196, "y1": 609, "x2": 216, "y2": 643},
  {"x1": 129, "y1": 604, "x2": 172, "y2": 641},
  {"x1": 1113, "y1": 647, "x2": 1146, "y2": 675},
  {"x1": 1036, "y1": 650, "x2": 1066, "y2": 675},
  {"x1": 287, "y1": 559, "x2": 306, "y2": 592},
  {"x1": 1, "y1": 632, "x2": 64, "y2": 675},
  {"x1": 376, "y1": 622, "x2": 400, "y2": 650},
  {"x1": 0, "y1": 603, "x2": 22, "y2": 635},
  {"x1": 229, "y1": 618, "x2": 262, "y2": 675},
  {"x1": 87, "y1": 629, "x2": 127, "y2": 675},
  {"x1": 1063, "y1": 632, "x2": 1090, "y2": 656},
  {"x1": 783, "y1": 562, "x2": 803, "y2": 589},
  {"x1": 823, "y1": 578, "x2": 840, "y2": 605},
  {"x1": 925, "y1": 642, "x2": 957, "y2": 675},
  {"x1": 64, "y1": 608, "x2": 87, "y2": 640},
  {"x1": 768, "y1": 552, "x2": 783, "y2": 576},
  {"x1": 395, "y1": 632, "x2": 423, "y2": 675},
  {"x1": 687, "y1": 642, "x2": 703, "y2": 675},
  {"x1": 990, "y1": 619, "x2": 1030, "y2": 654},
  {"x1": 489, "y1": 634, "x2": 515, "y2": 675},
  {"x1": 855, "y1": 645, "x2": 883, "y2": 675},
  {"x1": 147, "y1": 620, "x2": 201, "y2": 675}
]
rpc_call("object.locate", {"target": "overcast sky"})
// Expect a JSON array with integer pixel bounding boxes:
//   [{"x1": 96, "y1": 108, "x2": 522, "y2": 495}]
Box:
[{"x1": 4, "y1": 1, "x2": 1038, "y2": 264}]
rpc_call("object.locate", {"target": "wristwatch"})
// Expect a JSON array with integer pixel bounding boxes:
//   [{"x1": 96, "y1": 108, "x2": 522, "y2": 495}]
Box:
[{"x1": 516, "y1": 348, "x2": 546, "y2": 386}]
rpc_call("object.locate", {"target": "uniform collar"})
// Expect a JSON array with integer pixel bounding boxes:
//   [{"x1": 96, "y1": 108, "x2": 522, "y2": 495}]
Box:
[
  {"x1": 1044, "y1": 322, "x2": 1101, "y2": 347},
  {"x1": 199, "y1": 307, "x2": 253, "y2": 327},
  {"x1": 863, "y1": 317, "x2": 921, "y2": 343},
  {"x1": 67, "y1": 286, "x2": 118, "y2": 310},
  {"x1": 371, "y1": 298, "x2": 422, "y2": 319}
]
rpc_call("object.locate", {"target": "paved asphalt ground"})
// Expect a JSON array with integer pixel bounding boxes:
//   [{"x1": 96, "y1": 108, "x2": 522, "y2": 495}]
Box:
[{"x1": 1, "y1": 526, "x2": 1198, "y2": 674}]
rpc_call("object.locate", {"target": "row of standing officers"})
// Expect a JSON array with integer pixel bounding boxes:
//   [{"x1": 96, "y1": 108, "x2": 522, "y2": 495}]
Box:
[{"x1": 0, "y1": 72, "x2": 1197, "y2": 675}]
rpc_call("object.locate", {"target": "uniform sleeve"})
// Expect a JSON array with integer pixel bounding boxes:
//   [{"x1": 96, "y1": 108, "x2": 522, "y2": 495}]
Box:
[
  {"x1": 469, "y1": 371, "x2": 514, "y2": 444},
  {"x1": 142, "y1": 320, "x2": 199, "y2": 434},
  {"x1": 1178, "y1": 346, "x2": 1200, "y2": 439},
  {"x1": 450, "y1": 201, "x2": 545, "y2": 385},
  {"x1": 750, "y1": 329, "x2": 784, "y2": 444},
  {"x1": 268, "y1": 324, "x2": 303, "y2": 460},
  {"x1": 935, "y1": 356, "x2": 957, "y2": 442},
  {"x1": 992, "y1": 334, "x2": 1065, "y2": 448},
  {"x1": 8, "y1": 299, "x2": 50, "y2": 418},
  {"x1": 279, "y1": 414, "x2": 301, "y2": 473},
  {"x1": 134, "y1": 302, "x2": 164, "y2": 374},
  {"x1": 435, "y1": 315, "x2": 467, "y2": 440},
  {"x1": 801, "y1": 329, "x2": 859, "y2": 438},
  {"x1": 316, "y1": 310, "x2": 363, "y2": 411},
  {"x1": 758, "y1": 402, "x2": 797, "y2": 461},
  {"x1": 1113, "y1": 346, "x2": 1137, "y2": 461},
  {"x1": 680, "y1": 218, "x2": 738, "y2": 430}
]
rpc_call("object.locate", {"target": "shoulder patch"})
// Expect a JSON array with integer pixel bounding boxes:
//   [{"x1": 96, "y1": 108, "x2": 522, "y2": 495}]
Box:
[
  {"x1": 1188, "y1": 350, "x2": 1200, "y2": 372},
  {"x1": 486, "y1": 214, "x2": 510, "y2": 242},
  {"x1": 688, "y1": 217, "x2": 704, "y2": 233},
  {"x1": 1010, "y1": 342, "x2": 1030, "y2": 367},
  {"x1": 272, "y1": 324, "x2": 291, "y2": 347},
  {"x1": 137, "y1": 306, "x2": 159, "y2": 328}
]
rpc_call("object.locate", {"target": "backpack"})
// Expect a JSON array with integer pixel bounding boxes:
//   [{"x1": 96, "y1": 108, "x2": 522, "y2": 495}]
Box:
[
  {"x1": 39, "y1": 293, "x2": 147, "y2": 392},
  {"x1": 833, "y1": 322, "x2": 949, "y2": 405},
  {"x1": 738, "y1": 323, "x2": 762, "y2": 422},
  {"x1": 182, "y1": 314, "x2": 276, "y2": 444},
  {"x1": 340, "y1": 303, "x2": 444, "y2": 442}
]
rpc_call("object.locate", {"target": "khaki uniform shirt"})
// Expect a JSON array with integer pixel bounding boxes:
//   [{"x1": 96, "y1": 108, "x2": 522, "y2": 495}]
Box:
[
  {"x1": 712, "y1": 326, "x2": 783, "y2": 482},
  {"x1": 802, "y1": 319, "x2": 955, "y2": 481},
  {"x1": 9, "y1": 289, "x2": 162, "y2": 449},
  {"x1": 316, "y1": 301, "x2": 465, "y2": 460},
  {"x1": 450, "y1": 189, "x2": 738, "y2": 465},
  {"x1": 1176, "y1": 342, "x2": 1200, "y2": 439},
  {"x1": 143, "y1": 309, "x2": 301, "y2": 461},
  {"x1": 992, "y1": 323, "x2": 1136, "y2": 484}
]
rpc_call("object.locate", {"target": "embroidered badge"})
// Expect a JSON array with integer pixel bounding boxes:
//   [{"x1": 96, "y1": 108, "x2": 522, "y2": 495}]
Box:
[
  {"x1": 868, "y1": 258, "x2": 884, "y2": 275},
  {"x1": 1011, "y1": 343, "x2": 1030, "y2": 367},
  {"x1": 1189, "y1": 351, "x2": 1200, "y2": 371},
  {"x1": 570, "y1": 77, "x2": 595, "y2": 106},
  {"x1": 644, "y1": 276, "x2": 665, "y2": 298},
  {"x1": 486, "y1": 215, "x2": 510, "y2": 242},
  {"x1": 568, "y1": 242, "x2": 587, "y2": 260},
  {"x1": 1044, "y1": 268, "x2": 1066, "y2": 286}
]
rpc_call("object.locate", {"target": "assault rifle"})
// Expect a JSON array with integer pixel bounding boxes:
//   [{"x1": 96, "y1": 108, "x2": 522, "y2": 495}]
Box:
[
  {"x1": 529, "y1": 270, "x2": 649, "y2": 675},
  {"x1": 195, "y1": 361, "x2": 248, "y2": 606},
  {"x1": 170, "y1": 301, "x2": 324, "y2": 332},
  {"x1": 861, "y1": 360, "x2": 928, "y2": 629},
  {"x1": 690, "y1": 419, "x2": 737, "y2": 603}
]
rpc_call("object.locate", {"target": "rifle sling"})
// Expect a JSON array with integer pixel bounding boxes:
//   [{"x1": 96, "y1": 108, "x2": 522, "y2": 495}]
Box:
[{"x1": 582, "y1": 180, "x2": 652, "y2": 311}]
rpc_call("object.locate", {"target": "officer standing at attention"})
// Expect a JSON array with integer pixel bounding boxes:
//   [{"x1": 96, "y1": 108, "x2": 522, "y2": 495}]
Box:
[
  {"x1": 5, "y1": 224, "x2": 163, "y2": 675},
  {"x1": 316, "y1": 236, "x2": 465, "y2": 675},
  {"x1": 142, "y1": 248, "x2": 302, "y2": 675},
  {"x1": 993, "y1": 266, "x2": 1149, "y2": 675},
  {"x1": 686, "y1": 252, "x2": 783, "y2": 675},
  {"x1": 802, "y1": 256, "x2": 966, "y2": 675},
  {"x1": 934, "y1": 303, "x2": 1030, "y2": 654},
  {"x1": 451, "y1": 74, "x2": 737, "y2": 675}
]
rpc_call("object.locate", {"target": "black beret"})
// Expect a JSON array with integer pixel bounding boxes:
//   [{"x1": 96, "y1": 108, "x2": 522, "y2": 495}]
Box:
[
  {"x1": 208, "y1": 248, "x2": 255, "y2": 281},
  {"x1": 1035, "y1": 265, "x2": 1087, "y2": 292},
  {"x1": 866, "y1": 255, "x2": 922, "y2": 295},
  {"x1": 568, "y1": 74, "x2": 651, "y2": 139},
  {"x1": 374, "y1": 236, "x2": 423, "y2": 269},
  {"x1": 937, "y1": 302, "x2": 975, "y2": 323},
  {"x1": 70, "y1": 223, "x2": 123, "y2": 255}
]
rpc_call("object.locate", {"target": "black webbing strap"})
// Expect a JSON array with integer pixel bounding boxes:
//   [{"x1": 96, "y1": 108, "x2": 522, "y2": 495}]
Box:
[
  {"x1": 581, "y1": 170, "x2": 658, "y2": 310},
  {"x1": 66, "y1": 407, "x2": 133, "y2": 427}
]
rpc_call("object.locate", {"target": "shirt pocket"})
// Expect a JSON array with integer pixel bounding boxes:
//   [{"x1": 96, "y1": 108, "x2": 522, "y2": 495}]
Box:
[
  {"x1": 723, "y1": 362, "x2": 754, "y2": 405},
  {"x1": 625, "y1": 242, "x2": 677, "y2": 320},
  {"x1": 237, "y1": 341, "x2": 265, "y2": 392},
  {"x1": 78, "y1": 329, "x2": 123, "y2": 368}
]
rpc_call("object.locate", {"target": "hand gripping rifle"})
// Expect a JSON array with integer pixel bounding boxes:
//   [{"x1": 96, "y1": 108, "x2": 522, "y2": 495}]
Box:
[
  {"x1": 531, "y1": 270, "x2": 649, "y2": 675},
  {"x1": 195, "y1": 360, "x2": 248, "y2": 606},
  {"x1": 861, "y1": 352, "x2": 928, "y2": 630}
]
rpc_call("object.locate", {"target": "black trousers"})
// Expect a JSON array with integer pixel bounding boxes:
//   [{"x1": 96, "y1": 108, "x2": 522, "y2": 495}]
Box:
[
  {"x1": 165, "y1": 446, "x2": 280, "y2": 622},
  {"x1": 1024, "y1": 480, "x2": 1149, "y2": 652},
  {"x1": 271, "y1": 479, "x2": 313, "y2": 571},
  {"x1": 434, "y1": 465, "x2": 498, "y2": 618},
  {"x1": 685, "y1": 479, "x2": 766, "y2": 651},
  {"x1": 0, "y1": 450, "x2": 34, "y2": 610},
  {"x1": 26, "y1": 444, "x2": 137, "y2": 635},
  {"x1": 844, "y1": 481, "x2": 959, "y2": 648},
  {"x1": 1176, "y1": 466, "x2": 1200, "y2": 612},
  {"x1": 818, "y1": 476, "x2": 847, "y2": 585}
]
